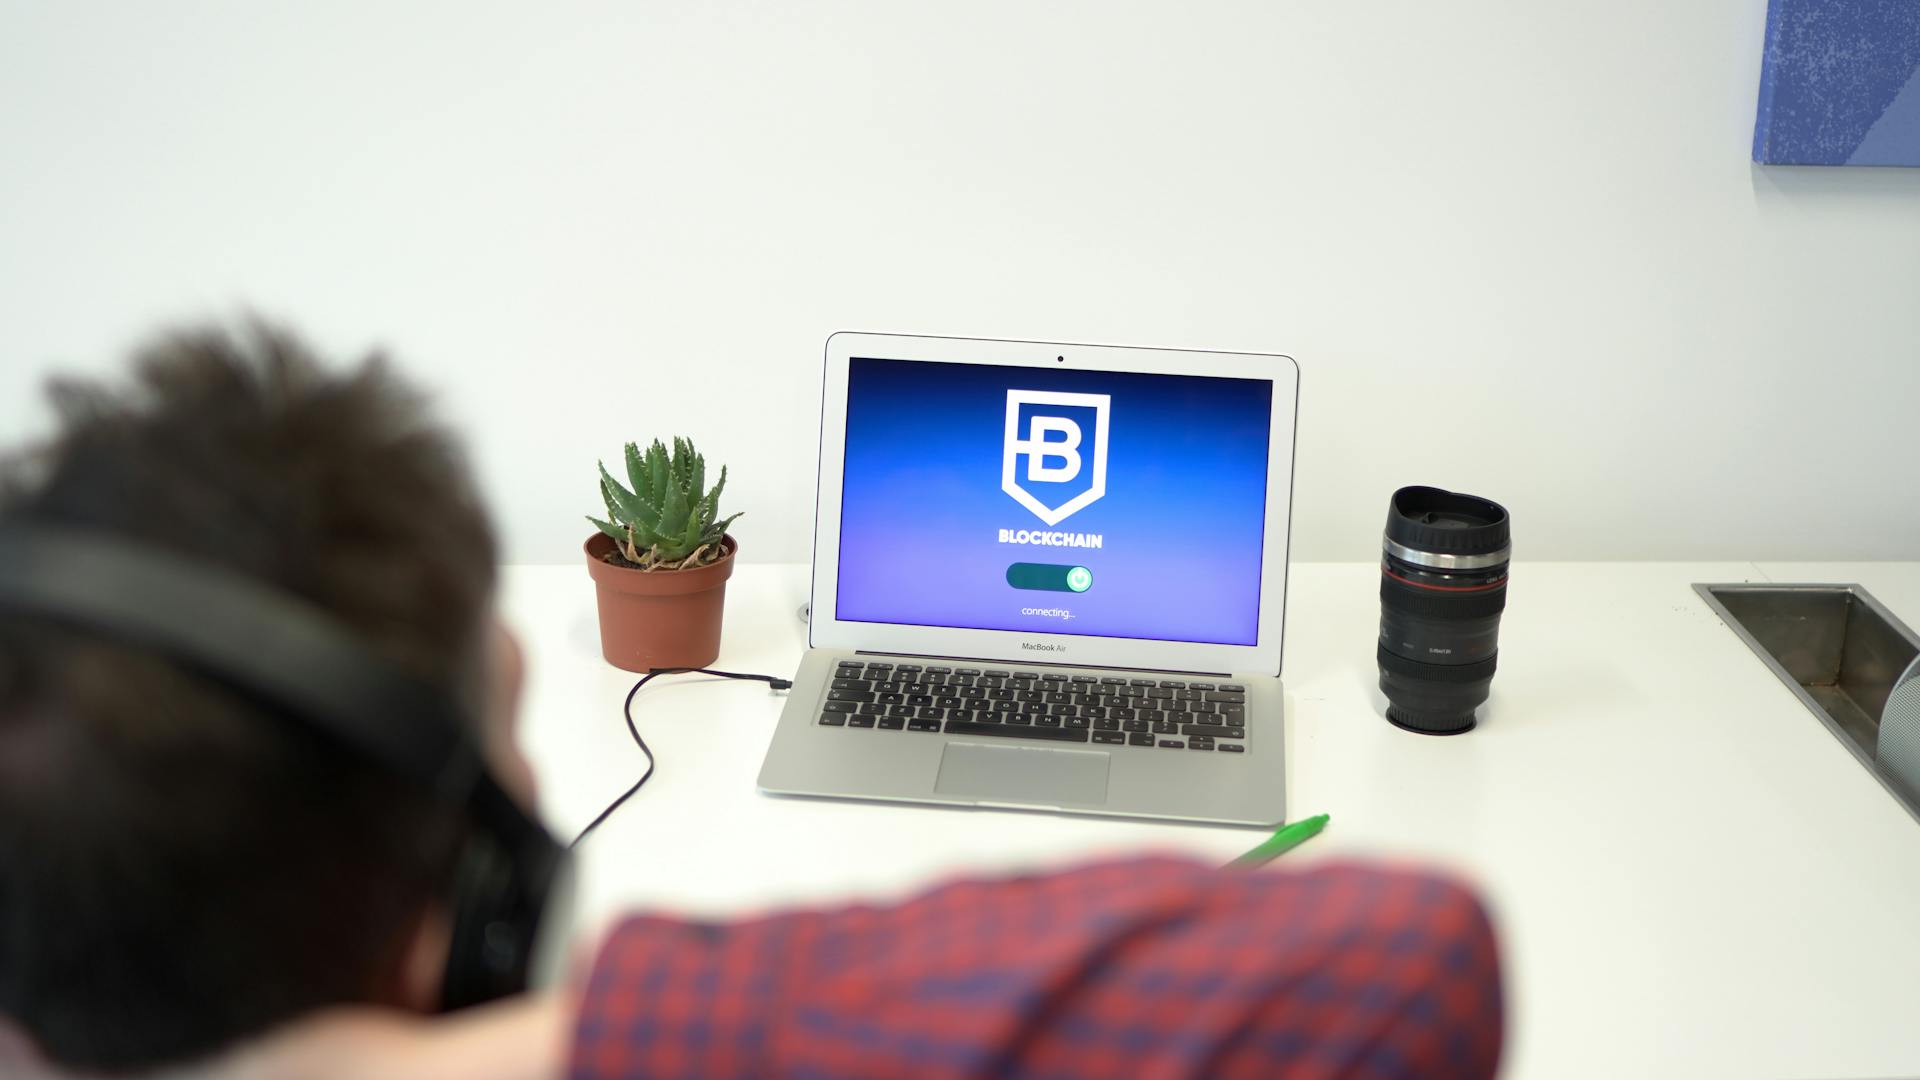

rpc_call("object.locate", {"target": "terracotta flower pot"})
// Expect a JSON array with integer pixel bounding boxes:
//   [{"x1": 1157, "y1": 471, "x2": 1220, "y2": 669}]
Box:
[{"x1": 583, "y1": 532, "x2": 736, "y2": 672}]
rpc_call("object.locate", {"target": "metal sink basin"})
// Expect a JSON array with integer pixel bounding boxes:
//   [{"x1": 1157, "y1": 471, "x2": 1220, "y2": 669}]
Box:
[{"x1": 1696, "y1": 584, "x2": 1920, "y2": 821}]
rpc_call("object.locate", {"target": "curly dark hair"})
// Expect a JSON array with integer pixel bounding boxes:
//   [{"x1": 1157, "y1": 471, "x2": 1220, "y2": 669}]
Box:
[{"x1": 0, "y1": 320, "x2": 499, "y2": 1070}]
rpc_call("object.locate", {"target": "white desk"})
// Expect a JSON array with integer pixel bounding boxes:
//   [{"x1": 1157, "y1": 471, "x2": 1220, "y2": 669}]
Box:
[{"x1": 504, "y1": 561, "x2": 1920, "y2": 1080}]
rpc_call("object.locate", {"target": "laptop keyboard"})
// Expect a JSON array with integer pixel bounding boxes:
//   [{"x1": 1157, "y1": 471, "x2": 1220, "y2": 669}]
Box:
[{"x1": 818, "y1": 660, "x2": 1248, "y2": 751}]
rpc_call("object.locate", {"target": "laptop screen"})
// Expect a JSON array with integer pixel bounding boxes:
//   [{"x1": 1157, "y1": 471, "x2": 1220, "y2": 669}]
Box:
[{"x1": 835, "y1": 356, "x2": 1273, "y2": 646}]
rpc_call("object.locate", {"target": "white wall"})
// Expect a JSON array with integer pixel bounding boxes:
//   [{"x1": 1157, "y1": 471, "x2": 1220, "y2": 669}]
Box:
[{"x1": 3, "y1": 0, "x2": 1917, "y2": 564}]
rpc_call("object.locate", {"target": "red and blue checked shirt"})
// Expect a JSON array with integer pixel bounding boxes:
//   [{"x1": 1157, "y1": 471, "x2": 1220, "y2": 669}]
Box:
[{"x1": 570, "y1": 856, "x2": 1503, "y2": 1079}]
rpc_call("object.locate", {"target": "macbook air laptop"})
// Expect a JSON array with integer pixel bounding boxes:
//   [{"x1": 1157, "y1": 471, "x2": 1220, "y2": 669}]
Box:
[{"x1": 756, "y1": 333, "x2": 1298, "y2": 827}]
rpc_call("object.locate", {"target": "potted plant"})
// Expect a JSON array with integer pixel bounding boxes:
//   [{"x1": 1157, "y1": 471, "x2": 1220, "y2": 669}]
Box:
[{"x1": 585, "y1": 437, "x2": 742, "y2": 672}]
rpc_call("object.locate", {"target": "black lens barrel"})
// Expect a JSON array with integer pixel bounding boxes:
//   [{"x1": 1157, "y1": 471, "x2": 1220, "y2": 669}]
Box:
[{"x1": 1376, "y1": 486, "x2": 1511, "y2": 735}]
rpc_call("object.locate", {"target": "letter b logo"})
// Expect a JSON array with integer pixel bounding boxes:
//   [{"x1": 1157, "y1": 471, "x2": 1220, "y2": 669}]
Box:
[
  {"x1": 1002, "y1": 390, "x2": 1110, "y2": 526},
  {"x1": 1014, "y1": 415, "x2": 1082, "y2": 483}
]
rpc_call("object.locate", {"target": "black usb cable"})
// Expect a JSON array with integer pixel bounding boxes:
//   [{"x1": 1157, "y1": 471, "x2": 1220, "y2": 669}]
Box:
[{"x1": 569, "y1": 667, "x2": 792, "y2": 849}]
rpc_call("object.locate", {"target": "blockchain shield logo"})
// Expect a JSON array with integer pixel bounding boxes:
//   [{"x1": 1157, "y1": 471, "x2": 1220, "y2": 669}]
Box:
[{"x1": 1002, "y1": 389, "x2": 1110, "y2": 526}]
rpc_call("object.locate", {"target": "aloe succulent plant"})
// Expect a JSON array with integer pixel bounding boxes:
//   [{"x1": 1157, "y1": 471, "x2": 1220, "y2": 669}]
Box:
[{"x1": 589, "y1": 437, "x2": 741, "y2": 569}]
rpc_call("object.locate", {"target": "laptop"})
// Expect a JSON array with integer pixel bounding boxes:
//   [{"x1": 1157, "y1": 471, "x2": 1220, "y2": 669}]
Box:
[{"x1": 756, "y1": 333, "x2": 1298, "y2": 827}]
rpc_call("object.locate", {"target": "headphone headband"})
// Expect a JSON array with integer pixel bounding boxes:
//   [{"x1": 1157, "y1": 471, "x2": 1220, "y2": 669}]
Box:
[
  {"x1": 0, "y1": 518, "x2": 566, "y2": 1010},
  {"x1": 0, "y1": 521, "x2": 483, "y2": 801}
]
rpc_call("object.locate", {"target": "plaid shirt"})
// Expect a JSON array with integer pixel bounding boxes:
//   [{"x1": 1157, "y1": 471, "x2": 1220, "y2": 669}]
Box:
[{"x1": 570, "y1": 857, "x2": 1502, "y2": 1080}]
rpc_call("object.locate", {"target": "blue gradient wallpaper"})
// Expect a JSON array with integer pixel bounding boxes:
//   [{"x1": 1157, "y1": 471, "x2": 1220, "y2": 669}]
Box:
[{"x1": 835, "y1": 357, "x2": 1273, "y2": 644}]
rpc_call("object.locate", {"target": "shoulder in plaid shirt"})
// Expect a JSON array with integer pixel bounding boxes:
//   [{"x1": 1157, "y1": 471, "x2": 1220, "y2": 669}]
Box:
[{"x1": 571, "y1": 856, "x2": 1502, "y2": 1080}]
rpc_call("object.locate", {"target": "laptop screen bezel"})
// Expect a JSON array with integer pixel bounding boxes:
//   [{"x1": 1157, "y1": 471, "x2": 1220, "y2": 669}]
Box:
[{"x1": 809, "y1": 332, "x2": 1297, "y2": 677}]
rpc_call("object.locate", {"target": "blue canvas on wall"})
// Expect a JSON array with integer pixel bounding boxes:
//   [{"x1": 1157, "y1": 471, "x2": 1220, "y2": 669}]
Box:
[{"x1": 1753, "y1": 0, "x2": 1920, "y2": 165}]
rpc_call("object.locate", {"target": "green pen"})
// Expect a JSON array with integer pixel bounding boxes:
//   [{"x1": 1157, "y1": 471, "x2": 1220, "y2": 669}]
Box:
[{"x1": 1231, "y1": 813, "x2": 1330, "y2": 868}]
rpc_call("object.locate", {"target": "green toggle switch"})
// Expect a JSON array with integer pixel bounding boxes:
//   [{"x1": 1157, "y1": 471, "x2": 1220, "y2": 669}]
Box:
[{"x1": 1007, "y1": 562, "x2": 1093, "y2": 593}]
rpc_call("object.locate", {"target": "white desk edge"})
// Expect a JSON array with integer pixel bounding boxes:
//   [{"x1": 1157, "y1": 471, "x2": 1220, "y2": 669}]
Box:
[{"x1": 505, "y1": 560, "x2": 1920, "y2": 1080}]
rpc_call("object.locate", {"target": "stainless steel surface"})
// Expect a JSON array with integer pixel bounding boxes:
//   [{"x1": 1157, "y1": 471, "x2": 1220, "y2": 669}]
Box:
[
  {"x1": 1878, "y1": 656, "x2": 1920, "y2": 802},
  {"x1": 1382, "y1": 537, "x2": 1511, "y2": 571},
  {"x1": 1696, "y1": 583, "x2": 1920, "y2": 823}
]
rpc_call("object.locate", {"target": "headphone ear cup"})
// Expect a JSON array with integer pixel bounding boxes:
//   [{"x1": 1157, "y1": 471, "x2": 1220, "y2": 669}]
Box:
[
  {"x1": 438, "y1": 772, "x2": 568, "y2": 1011},
  {"x1": 441, "y1": 835, "x2": 531, "y2": 1010}
]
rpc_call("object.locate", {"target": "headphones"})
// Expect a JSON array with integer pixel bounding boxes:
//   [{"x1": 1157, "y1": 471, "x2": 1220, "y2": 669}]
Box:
[{"x1": 0, "y1": 521, "x2": 568, "y2": 1011}]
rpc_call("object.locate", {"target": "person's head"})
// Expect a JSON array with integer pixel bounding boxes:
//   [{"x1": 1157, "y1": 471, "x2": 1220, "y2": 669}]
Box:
[{"x1": 0, "y1": 319, "x2": 530, "y2": 1071}]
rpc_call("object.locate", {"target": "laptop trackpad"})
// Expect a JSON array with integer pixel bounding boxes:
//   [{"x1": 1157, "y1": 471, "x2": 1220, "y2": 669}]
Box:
[{"x1": 934, "y1": 743, "x2": 1111, "y2": 807}]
